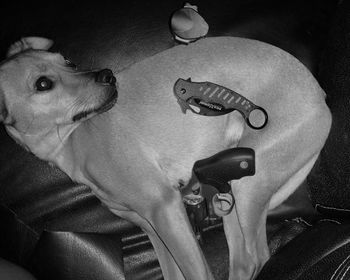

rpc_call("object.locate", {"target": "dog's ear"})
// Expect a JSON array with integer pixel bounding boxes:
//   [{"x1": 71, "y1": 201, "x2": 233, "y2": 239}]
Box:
[{"x1": 7, "y1": 37, "x2": 54, "y2": 57}]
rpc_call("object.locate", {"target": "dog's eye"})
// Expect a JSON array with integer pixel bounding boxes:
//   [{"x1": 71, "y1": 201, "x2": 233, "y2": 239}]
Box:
[{"x1": 35, "y1": 76, "x2": 54, "y2": 92}]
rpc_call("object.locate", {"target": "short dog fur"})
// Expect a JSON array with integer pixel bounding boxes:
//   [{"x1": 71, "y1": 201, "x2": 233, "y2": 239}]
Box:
[{"x1": 0, "y1": 37, "x2": 331, "y2": 279}]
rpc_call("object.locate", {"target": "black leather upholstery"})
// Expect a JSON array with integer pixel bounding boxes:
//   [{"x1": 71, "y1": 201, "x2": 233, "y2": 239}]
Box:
[
  {"x1": 0, "y1": 0, "x2": 346, "y2": 279},
  {"x1": 308, "y1": 0, "x2": 350, "y2": 215},
  {"x1": 258, "y1": 220, "x2": 350, "y2": 280}
]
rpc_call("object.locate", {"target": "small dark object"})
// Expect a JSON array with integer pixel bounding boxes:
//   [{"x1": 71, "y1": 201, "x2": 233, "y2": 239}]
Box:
[{"x1": 183, "y1": 193, "x2": 208, "y2": 243}]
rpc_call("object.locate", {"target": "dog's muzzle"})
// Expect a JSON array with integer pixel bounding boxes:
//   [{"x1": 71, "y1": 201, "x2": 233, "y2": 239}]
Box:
[
  {"x1": 94, "y1": 69, "x2": 118, "y2": 113},
  {"x1": 72, "y1": 69, "x2": 118, "y2": 122}
]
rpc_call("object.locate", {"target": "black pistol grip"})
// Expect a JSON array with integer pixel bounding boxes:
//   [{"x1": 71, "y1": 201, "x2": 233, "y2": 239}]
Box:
[{"x1": 193, "y1": 148, "x2": 255, "y2": 193}]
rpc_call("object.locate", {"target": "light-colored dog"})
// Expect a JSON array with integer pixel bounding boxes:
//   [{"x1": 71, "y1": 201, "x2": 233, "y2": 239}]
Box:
[{"x1": 0, "y1": 37, "x2": 331, "y2": 280}]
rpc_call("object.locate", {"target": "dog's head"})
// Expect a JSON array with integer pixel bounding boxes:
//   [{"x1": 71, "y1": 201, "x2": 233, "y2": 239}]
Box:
[{"x1": 0, "y1": 37, "x2": 118, "y2": 152}]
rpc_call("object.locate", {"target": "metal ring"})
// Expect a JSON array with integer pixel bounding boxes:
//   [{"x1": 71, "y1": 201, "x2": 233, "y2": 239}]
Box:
[{"x1": 247, "y1": 107, "x2": 268, "y2": 130}]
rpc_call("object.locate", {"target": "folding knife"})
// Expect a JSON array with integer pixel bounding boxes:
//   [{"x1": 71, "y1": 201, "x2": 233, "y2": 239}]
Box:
[{"x1": 174, "y1": 78, "x2": 268, "y2": 129}]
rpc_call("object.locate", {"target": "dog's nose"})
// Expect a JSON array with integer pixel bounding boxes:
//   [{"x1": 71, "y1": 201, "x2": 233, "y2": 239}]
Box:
[{"x1": 95, "y1": 69, "x2": 116, "y2": 85}]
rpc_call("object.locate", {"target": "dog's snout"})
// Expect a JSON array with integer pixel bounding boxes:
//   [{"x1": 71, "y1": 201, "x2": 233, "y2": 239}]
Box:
[{"x1": 95, "y1": 69, "x2": 116, "y2": 85}]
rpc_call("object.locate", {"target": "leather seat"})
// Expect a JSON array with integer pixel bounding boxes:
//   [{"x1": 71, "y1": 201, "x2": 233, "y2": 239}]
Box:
[{"x1": 0, "y1": 0, "x2": 345, "y2": 279}]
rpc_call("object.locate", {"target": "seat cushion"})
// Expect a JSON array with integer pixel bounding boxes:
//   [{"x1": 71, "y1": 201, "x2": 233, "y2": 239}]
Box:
[{"x1": 257, "y1": 220, "x2": 350, "y2": 280}]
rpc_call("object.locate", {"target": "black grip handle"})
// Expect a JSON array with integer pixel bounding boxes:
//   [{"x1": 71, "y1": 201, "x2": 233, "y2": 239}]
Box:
[{"x1": 193, "y1": 148, "x2": 255, "y2": 193}]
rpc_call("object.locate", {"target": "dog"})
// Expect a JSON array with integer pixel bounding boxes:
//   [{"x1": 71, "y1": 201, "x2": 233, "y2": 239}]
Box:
[{"x1": 0, "y1": 36, "x2": 331, "y2": 280}]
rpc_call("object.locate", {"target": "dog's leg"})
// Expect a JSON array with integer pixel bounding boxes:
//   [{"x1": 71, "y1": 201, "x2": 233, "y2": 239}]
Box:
[
  {"x1": 224, "y1": 153, "x2": 319, "y2": 279},
  {"x1": 143, "y1": 193, "x2": 214, "y2": 280},
  {"x1": 111, "y1": 209, "x2": 185, "y2": 280},
  {"x1": 223, "y1": 179, "x2": 270, "y2": 280},
  {"x1": 147, "y1": 233, "x2": 185, "y2": 280},
  {"x1": 111, "y1": 187, "x2": 214, "y2": 280},
  {"x1": 224, "y1": 105, "x2": 331, "y2": 279}
]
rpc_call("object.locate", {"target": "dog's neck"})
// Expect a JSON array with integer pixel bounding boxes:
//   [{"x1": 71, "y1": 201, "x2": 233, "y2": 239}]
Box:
[{"x1": 5, "y1": 123, "x2": 80, "y2": 163}]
